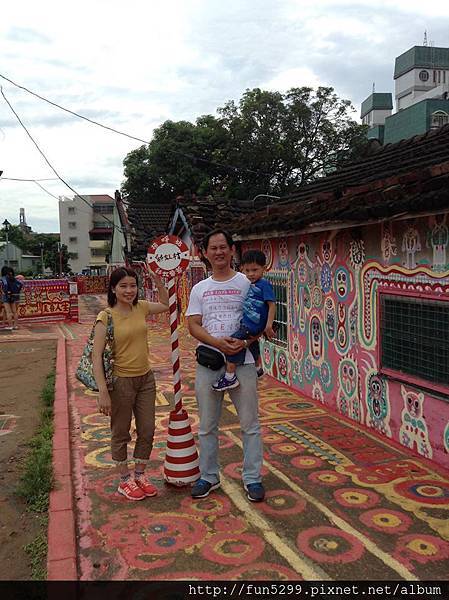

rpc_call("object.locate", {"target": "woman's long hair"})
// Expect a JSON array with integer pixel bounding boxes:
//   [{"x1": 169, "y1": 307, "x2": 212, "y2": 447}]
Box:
[{"x1": 107, "y1": 267, "x2": 139, "y2": 307}]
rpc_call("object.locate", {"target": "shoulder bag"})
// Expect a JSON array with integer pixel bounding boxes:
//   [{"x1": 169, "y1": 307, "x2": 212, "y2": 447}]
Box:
[{"x1": 76, "y1": 310, "x2": 114, "y2": 391}]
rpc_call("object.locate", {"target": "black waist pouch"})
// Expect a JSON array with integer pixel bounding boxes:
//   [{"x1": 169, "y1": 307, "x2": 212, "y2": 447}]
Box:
[{"x1": 195, "y1": 345, "x2": 225, "y2": 370}]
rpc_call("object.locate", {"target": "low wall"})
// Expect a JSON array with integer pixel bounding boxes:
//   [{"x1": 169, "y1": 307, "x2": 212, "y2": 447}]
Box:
[
  {"x1": 1, "y1": 279, "x2": 78, "y2": 323},
  {"x1": 75, "y1": 276, "x2": 108, "y2": 295}
]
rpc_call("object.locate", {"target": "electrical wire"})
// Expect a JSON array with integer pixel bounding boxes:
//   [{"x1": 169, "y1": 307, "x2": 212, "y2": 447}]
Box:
[
  {"x1": 1, "y1": 177, "x2": 58, "y2": 182},
  {"x1": 0, "y1": 72, "x2": 271, "y2": 177},
  {"x1": 0, "y1": 86, "x2": 125, "y2": 234}
]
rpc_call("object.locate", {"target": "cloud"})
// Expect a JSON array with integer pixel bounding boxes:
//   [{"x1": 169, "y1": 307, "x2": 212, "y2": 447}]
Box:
[{"x1": 6, "y1": 27, "x2": 51, "y2": 44}]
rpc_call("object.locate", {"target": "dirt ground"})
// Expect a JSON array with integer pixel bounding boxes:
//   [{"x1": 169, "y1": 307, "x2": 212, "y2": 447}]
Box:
[{"x1": 0, "y1": 339, "x2": 57, "y2": 580}]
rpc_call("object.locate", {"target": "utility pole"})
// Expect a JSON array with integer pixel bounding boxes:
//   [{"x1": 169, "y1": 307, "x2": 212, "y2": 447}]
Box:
[
  {"x1": 39, "y1": 242, "x2": 44, "y2": 275},
  {"x1": 57, "y1": 242, "x2": 63, "y2": 276}
]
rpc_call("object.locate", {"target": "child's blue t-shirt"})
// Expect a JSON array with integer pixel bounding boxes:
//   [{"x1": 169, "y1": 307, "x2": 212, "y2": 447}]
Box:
[{"x1": 241, "y1": 277, "x2": 275, "y2": 335}]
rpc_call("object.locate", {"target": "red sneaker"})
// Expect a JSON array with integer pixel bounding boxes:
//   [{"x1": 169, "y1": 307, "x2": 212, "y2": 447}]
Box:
[
  {"x1": 135, "y1": 477, "x2": 158, "y2": 497},
  {"x1": 117, "y1": 479, "x2": 145, "y2": 501}
]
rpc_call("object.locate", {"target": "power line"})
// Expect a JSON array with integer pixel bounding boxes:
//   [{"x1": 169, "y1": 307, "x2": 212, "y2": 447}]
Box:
[
  {"x1": 1, "y1": 177, "x2": 58, "y2": 182},
  {"x1": 0, "y1": 72, "x2": 271, "y2": 177},
  {"x1": 0, "y1": 86, "x2": 125, "y2": 235}
]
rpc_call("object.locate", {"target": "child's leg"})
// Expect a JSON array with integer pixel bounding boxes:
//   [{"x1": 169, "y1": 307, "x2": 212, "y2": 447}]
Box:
[{"x1": 225, "y1": 361, "x2": 237, "y2": 376}]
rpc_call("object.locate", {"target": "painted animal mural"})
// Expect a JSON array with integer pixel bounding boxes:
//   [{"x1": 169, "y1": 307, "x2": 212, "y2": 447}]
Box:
[
  {"x1": 365, "y1": 370, "x2": 391, "y2": 437},
  {"x1": 399, "y1": 385, "x2": 432, "y2": 459}
]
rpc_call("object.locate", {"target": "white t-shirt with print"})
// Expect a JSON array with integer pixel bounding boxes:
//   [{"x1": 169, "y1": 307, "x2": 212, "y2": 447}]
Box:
[{"x1": 186, "y1": 272, "x2": 254, "y2": 364}]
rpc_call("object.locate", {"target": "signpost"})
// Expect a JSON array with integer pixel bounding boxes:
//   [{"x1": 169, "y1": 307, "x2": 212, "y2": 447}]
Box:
[{"x1": 147, "y1": 235, "x2": 200, "y2": 485}]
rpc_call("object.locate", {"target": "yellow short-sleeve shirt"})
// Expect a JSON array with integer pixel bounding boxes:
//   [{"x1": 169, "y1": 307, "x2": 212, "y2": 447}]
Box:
[{"x1": 96, "y1": 300, "x2": 152, "y2": 377}]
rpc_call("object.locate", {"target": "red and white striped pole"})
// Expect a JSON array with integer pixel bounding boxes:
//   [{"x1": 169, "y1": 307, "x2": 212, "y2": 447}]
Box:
[
  {"x1": 163, "y1": 276, "x2": 200, "y2": 485},
  {"x1": 147, "y1": 235, "x2": 199, "y2": 486}
]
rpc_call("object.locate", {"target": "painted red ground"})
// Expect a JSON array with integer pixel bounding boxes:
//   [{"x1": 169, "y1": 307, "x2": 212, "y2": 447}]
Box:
[{"x1": 12, "y1": 295, "x2": 449, "y2": 580}]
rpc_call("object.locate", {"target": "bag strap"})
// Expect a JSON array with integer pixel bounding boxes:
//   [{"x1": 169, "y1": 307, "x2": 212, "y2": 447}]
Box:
[{"x1": 104, "y1": 308, "x2": 114, "y2": 345}]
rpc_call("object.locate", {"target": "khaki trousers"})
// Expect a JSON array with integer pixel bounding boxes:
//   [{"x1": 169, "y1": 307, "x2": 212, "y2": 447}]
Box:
[{"x1": 109, "y1": 370, "x2": 156, "y2": 464}]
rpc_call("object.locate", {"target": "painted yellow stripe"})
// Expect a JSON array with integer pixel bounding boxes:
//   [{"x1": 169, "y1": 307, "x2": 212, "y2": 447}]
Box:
[
  {"x1": 226, "y1": 430, "x2": 418, "y2": 581},
  {"x1": 220, "y1": 475, "x2": 329, "y2": 581}
]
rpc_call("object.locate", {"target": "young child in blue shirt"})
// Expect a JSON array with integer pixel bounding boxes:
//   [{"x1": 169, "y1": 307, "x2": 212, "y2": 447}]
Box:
[{"x1": 212, "y1": 250, "x2": 276, "y2": 391}]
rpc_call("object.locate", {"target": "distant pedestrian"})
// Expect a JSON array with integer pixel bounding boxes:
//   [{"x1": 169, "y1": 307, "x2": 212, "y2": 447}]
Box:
[
  {"x1": 92, "y1": 267, "x2": 170, "y2": 501},
  {"x1": 1, "y1": 266, "x2": 22, "y2": 330}
]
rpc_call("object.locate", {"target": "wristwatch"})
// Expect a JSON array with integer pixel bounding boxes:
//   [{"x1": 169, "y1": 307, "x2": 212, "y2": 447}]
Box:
[{"x1": 243, "y1": 340, "x2": 248, "y2": 348}]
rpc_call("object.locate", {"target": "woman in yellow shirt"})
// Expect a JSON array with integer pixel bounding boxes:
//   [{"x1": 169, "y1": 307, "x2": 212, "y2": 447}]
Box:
[{"x1": 92, "y1": 267, "x2": 169, "y2": 501}]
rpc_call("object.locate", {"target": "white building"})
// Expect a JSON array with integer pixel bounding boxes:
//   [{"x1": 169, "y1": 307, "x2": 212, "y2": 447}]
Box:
[{"x1": 59, "y1": 194, "x2": 116, "y2": 274}]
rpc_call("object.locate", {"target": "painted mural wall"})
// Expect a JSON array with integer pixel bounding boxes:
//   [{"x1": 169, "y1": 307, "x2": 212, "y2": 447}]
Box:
[{"x1": 242, "y1": 213, "x2": 449, "y2": 470}]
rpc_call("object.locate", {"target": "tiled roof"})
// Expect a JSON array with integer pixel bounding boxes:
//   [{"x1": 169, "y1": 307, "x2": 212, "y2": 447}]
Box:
[
  {"x1": 231, "y1": 124, "x2": 449, "y2": 238},
  {"x1": 127, "y1": 201, "x2": 173, "y2": 258},
  {"x1": 172, "y1": 193, "x2": 250, "y2": 249}
]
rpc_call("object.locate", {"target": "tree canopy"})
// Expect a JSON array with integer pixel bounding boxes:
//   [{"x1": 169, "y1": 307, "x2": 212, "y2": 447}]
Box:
[{"x1": 121, "y1": 86, "x2": 368, "y2": 205}]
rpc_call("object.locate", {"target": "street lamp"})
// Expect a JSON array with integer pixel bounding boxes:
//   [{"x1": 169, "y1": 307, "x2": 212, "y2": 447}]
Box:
[{"x1": 2, "y1": 219, "x2": 11, "y2": 267}]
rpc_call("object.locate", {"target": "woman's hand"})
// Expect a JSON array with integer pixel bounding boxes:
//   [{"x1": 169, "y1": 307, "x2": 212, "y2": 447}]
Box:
[{"x1": 97, "y1": 389, "x2": 112, "y2": 416}]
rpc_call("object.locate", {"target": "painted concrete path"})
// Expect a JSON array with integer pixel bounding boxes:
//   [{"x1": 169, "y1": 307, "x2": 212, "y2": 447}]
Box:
[{"x1": 25, "y1": 295, "x2": 449, "y2": 580}]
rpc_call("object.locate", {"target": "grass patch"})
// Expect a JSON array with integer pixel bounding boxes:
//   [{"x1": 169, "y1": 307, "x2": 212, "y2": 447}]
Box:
[{"x1": 16, "y1": 370, "x2": 56, "y2": 579}]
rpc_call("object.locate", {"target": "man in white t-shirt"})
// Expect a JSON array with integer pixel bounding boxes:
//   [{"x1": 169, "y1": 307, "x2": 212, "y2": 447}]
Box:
[{"x1": 186, "y1": 229, "x2": 265, "y2": 502}]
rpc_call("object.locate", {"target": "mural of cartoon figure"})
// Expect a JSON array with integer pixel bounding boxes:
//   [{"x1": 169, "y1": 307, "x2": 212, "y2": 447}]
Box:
[
  {"x1": 427, "y1": 214, "x2": 448, "y2": 271},
  {"x1": 365, "y1": 371, "x2": 391, "y2": 436},
  {"x1": 402, "y1": 225, "x2": 421, "y2": 269},
  {"x1": 337, "y1": 356, "x2": 362, "y2": 422},
  {"x1": 381, "y1": 222, "x2": 397, "y2": 263},
  {"x1": 349, "y1": 237, "x2": 365, "y2": 271},
  {"x1": 399, "y1": 385, "x2": 433, "y2": 459},
  {"x1": 312, "y1": 381, "x2": 325, "y2": 404},
  {"x1": 303, "y1": 312, "x2": 332, "y2": 393},
  {"x1": 317, "y1": 238, "x2": 336, "y2": 294},
  {"x1": 324, "y1": 296, "x2": 336, "y2": 341},
  {"x1": 276, "y1": 348, "x2": 290, "y2": 385},
  {"x1": 278, "y1": 238, "x2": 290, "y2": 268}
]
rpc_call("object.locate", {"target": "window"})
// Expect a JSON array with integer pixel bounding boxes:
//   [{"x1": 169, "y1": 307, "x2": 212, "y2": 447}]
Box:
[
  {"x1": 71, "y1": 252, "x2": 78, "y2": 259},
  {"x1": 265, "y1": 271, "x2": 288, "y2": 347},
  {"x1": 69, "y1": 236, "x2": 77, "y2": 243},
  {"x1": 68, "y1": 222, "x2": 77, "y2": 229},
  {"x1": 93, "y1": 205, "x2": 114, "y2": 214},
  {"x1": 91, "y1": 248, "x2": 108, "y2": 256},
  {"x1": 431, "y1": 110, "x2": 449, "y2": 129},
  {"x1": 68, "y1": 207, "x2": 76, "y2": 214},
  {"x1": 419, "y1": 70, "x2": 429, "y2": 82},
  {"x1": 379, "y1": 291, "x2": 449, "y2": 394}
]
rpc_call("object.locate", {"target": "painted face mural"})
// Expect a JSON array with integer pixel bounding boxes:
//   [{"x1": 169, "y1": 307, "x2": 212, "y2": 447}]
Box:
[
  {"x1": 321, "y1": 240, "x2": 332, "y2": 263},
  {"x1": 310, "y1": 316, "x2": 323, "y2": 361},
  {"x1": 339, "y1": 358, "x2": 357, "y2": 398},
  {"x1": 334, "y1": 266, "x2": 350, "y2": 301},
  {"x1": 349, "y1": 238, "x2": 365, "y2": 270},
  {"x1": 365, "y1": 370, "x2": 391, "y2": 437},
  {"x1": 261, "y1": 239, "x2": 274, "y2": 271},
  {"x1": 278, "y1": 239, "x2": 289, "y2": 267},
  {"x1": 368, "y1": 374, "x2": 384, "y2": 418},
  {"x1": 324, "y1": 297, "x2": 336, "y2": 340},
  {"x1": 277, "y1": 350, "x2": 289, "y2": 381}
]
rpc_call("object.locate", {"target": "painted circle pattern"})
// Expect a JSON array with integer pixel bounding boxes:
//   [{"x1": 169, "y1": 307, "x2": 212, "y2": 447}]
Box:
[
  {"x1": 201, "y1": 532, "x2": 265, "y2": 565},
  {"x1": 297, "y1": 526, "x2": 364, "y2": 564},
  {"x1": 259, "y1": 490, "x2": 306, "y2": 516},
  {"x1": 334, "y1": 488, "x2": 380, "y2": 509},
  {"x1": 359, "y1": 509, "x2": 412, "y2": 533}
]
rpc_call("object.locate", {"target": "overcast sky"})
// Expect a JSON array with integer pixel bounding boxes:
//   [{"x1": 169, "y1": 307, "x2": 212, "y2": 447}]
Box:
[{"x1": 0, "y1": 0, "x2": 448, "y2": 232}]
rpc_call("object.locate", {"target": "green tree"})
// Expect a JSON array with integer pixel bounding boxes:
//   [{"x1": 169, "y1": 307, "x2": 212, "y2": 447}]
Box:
[
  {"x1": 121, "y1": 86, "x2": 368, "y2": 205},
  {"x1": 44, "y1": 244, "x2": 72, "y2": 274}
]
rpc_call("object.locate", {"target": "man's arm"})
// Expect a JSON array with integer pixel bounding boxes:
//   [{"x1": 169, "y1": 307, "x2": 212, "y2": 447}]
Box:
[{"x1": 187, "y1": 315, "x2": 245, "y2": 355}]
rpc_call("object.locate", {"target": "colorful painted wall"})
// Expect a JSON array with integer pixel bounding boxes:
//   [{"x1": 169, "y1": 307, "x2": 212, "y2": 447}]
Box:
[
  {"x1": 0, "y1": 279, "x2": 75, "y2": 322},
  {"x1": 242, "y1": 213, "x2": 449, "y2": 470}
]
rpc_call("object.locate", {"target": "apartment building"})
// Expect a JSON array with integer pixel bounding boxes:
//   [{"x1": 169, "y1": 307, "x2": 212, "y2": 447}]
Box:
[{"x1": 59, "y1": 194, "x2": 115, "y2": 274}]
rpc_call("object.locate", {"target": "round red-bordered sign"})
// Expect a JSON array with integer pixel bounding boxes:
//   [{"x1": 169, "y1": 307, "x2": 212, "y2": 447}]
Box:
[{"x1": 147, "y1": 235, "x2": 190, "y2": 278}]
